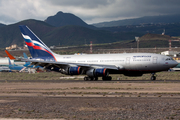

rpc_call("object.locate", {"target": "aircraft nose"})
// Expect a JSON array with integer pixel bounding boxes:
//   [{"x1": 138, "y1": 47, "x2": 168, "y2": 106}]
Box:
[{"x1": 171, "y1": 60, "x2": 178, "y2": 67}]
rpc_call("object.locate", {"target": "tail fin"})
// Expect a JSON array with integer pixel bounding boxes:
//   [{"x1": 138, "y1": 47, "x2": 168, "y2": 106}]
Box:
[
  {"x1": 23, "y1": 53, "x2": 28, "y2": 59},
  {"x1": 8, "y1": 58, "x2": 12, "y2": 66},
  {"x1": 5, "y1": 50, "x2": 16, "y2": 60},
  {"x1": 23, "y1": 53, "x2": 31, "y2": 66},
  {"x1": 19, "y1": 25, "x2": 56, "y2": 61}
]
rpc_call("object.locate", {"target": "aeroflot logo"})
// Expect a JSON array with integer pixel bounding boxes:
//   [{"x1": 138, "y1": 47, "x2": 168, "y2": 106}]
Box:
[
  {"x1": 22, "y1": 34, "x2": 51, "y2": 54},
  {"x1": 22, "y1": 34, "x2": 57, "y2": 61},
  {"x1": 133, "y1": 56, "x2": 151, "y2": 58}
]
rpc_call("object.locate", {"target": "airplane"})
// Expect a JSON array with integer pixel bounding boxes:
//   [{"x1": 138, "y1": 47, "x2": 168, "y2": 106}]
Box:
[
  {"x1": 19, "y1": 25, "x2": 178, "y2": 81},
  {"x1": 23, "y1": 52, "x2": 44, "y2": 72},
  {"x1": 5, "y1": 50, "x2": 43, "y2": 72},
  {"x1": 5, "y1": 50, "x2": 16, "y2": 60},
  {"x1": 8, "y1": 58, "x2": 26, "y2": 72}
]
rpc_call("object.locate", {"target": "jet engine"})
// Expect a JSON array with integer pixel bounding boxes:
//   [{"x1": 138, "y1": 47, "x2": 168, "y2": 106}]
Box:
[
  {"x1": 62, "y1": 66, "x2": 82, "y2": 75},
  {"x1": 86, "y1": 68, "x2": 108, "y2": 77},
  {"x1": 69, "y1": 66, "x2": 82, "y2": 75}
]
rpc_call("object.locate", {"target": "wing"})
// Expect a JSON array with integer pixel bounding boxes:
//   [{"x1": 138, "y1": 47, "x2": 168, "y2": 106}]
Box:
[{"x1": 21, "y1": 58, "x2": 124, "y2": 72}]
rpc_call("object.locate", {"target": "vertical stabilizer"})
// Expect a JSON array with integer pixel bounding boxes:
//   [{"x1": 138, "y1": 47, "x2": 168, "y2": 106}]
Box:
[
  {"x1": 8, "y1": 58, "x2": 12, "y2": 66},
  {"x1": 19, "y1": 25, "x2": 56, "y2": 61},
  {"x1": 23, "y1": 53, "x2": 31, "y2": 66},
  {"x1": 5, "y1": 50, "x2": 16, "y2": 60}
]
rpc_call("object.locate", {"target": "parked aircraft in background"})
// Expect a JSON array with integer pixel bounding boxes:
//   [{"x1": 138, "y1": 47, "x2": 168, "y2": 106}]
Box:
[
  {"x1": 19, "y1": 25, "x2": 178, "y2": 80},
  {"x1": 0, "y1": 57, "x2": 14, "y2": 66},
  {"x1": 5, "y1": 50, "x2": 25, "y2": 65},
  {"x1": 8, "y1": 58, "x2": 26, "y2": 72},
  {"x1": 0, "y1": 66, "x2": 11, "y2": 72},
  {"x1": 6, "y1": 50, "x2": 43, "y2": 72},
  {"x1": 5, "y1": 50, "x2": 16, "y2": 60}
]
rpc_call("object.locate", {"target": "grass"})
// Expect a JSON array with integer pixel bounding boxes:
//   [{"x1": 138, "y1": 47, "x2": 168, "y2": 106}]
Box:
[
  {"x1": 0, "y1": 71, "x2": 180, "y2": 80},
  {"x1": 0, "y1": 72, "x2": 68, "y2": 80}
]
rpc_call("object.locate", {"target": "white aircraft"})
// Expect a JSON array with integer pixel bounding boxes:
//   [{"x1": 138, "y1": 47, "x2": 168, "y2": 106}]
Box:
[{"x1": 19, "y1": 25, "x2": 178, "y2": 81}]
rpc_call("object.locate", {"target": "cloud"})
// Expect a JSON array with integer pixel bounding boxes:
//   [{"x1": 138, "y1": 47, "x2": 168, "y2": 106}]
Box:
[
  {"x1": 0, "y1": 0, "x2": 180, "y2": 24},
  {"x1": 44, "y1": 0, "x2": 114, "y2": 9}
]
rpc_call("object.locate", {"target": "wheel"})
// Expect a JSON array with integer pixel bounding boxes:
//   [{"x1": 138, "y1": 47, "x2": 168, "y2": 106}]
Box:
[
  {"x1": 102, "y1": 77, "x2": 106, "y2": 81},
  {"x1": 108, "y1": 76, "x2": 112, "y2": 81},
  {"x1": 151, "y1": 76, "x2": 156, "y2": 81},
  {"x1": 94, "y1": 77, "x2": 98, "y2": 81},
  {"x1": 102, "y1": 76, "x2": 112, "y2": 81},
  {"x1": 90, "y1": 77, "x2": 94, "y2": 81},
  {"x1": 84, "y1": 77, "x2": 87, "y2": 81},
  {"x1": 84, "y1": 77, "x2": 89, "y2": 81}
]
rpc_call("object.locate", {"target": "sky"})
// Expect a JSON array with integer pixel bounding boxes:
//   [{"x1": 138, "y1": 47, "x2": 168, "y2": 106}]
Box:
[{"x1": 0, "y1": 0, "x2": 180, "y2": 25}]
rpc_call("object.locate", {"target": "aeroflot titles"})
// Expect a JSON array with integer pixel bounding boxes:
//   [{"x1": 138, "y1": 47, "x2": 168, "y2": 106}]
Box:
[{"x1": 133, "y1": 56, "x2": 151, "y2": 58}]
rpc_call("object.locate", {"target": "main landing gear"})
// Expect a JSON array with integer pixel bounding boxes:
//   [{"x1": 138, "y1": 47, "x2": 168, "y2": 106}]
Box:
[
  {"x1": 102, "y1": 76, "x2": 112, "y2": 81},
  {"x1": 84, "y1": 77, "x2": 98, "y2": 81},
  {"x1": 84, "y1": 76, "x2": 112, "y2": 81},
  {"x1": 151, "y1": 73, "x2": 156, "y2": 80}
]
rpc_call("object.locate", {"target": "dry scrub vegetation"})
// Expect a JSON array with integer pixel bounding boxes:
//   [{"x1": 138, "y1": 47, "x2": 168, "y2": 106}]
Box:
[{"x1": 0, "y1": 71, "x2": 180, "y2": 80}]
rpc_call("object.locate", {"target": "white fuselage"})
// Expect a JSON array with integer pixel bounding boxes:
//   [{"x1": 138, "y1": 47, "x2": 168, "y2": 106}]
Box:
[{"x1": 54, "y1": 53, "x2": 178, "y2": 72}]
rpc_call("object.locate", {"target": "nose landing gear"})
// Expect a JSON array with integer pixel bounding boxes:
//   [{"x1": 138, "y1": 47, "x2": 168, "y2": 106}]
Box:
[{"x1": 151, "y1": 73, "x2": 156, "y2": 80}]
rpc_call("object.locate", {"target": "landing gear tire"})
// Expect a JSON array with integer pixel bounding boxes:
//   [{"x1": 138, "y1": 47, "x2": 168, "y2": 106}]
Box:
[
  {"x1": 151, "y1": 73, "x2": 156, "y2": 81},
  {"x1": 84, "y1": 77, "x2": 89, "y2": 81},
  {"x1": 151, "y1": 76, "x2": 156, "y2": 81},
  {"x1": 102, "y1": 76, "x2": 112, "y2": 81},
  {"x1": 84, "y1": 77, "x2": 98, "y2": 81},
  {"x1": 94, "y1": 77, "x2": 98, "y2": 81}
]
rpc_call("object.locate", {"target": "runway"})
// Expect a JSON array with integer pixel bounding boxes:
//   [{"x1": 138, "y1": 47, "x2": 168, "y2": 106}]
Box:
[
  {"x1": 0, "y1": 79, "x2": 180, "y2": 83},
  {"x1": 0, "y1": 79, "x2": 180, "y2": 119}
]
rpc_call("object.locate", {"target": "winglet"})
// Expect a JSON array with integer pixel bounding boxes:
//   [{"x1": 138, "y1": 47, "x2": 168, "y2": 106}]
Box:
[{"x1": 5, "y1": 50, "x2": 16, "y2": 60}]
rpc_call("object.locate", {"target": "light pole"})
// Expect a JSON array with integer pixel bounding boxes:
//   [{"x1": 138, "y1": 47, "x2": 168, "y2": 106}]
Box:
[{"x1": 135, "y1": 37, "x2": 139, "y2": 53}]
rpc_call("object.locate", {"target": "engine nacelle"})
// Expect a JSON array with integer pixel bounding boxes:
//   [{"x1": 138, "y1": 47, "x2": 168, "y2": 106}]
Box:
[
  {"x1": 86, "y1": 68, "x2": 108, "y2": 77},
  {"x1": 67, "y1": 66, "x2": 82, "y2": 75}
]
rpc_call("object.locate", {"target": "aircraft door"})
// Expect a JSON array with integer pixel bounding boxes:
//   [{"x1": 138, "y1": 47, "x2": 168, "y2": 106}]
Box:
[
  {"x1": 126, "y1": 57, "x2": 130, "y2": 65},
  {"x1": 153, "y1": 57, "x2": 158, "y2": 64}
]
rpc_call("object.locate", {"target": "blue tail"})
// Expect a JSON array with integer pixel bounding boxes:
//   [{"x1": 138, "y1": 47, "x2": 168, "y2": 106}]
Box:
[
  {"x1": 23, "y1": 53, "x2": 31, "y2": 66},
  {"x1": 23, "y1": 53, "x2": 28, "y2": 59},
  {"x1": 19, "y1": 25, "x2": 56, "y2": 61},
  {"x1": 8, "y1": 58, "x2": 12, "y2": 66}
]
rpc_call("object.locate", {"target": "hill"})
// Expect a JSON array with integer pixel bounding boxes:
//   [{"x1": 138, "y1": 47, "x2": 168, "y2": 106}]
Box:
[
  {"x1": 93, "y1": 14, "x2": 180, "y2": 27},
  {"x1": 1, "y1": 11, "x2": 180, "y2": 49},
  {"x1": 139, "y1": 33, "x2": 173, "y2": 41},
  {"x1": 0, "y1": 19, "x2": 142, "y2": 48},
  {"x1": 45, "y1": 11, "x2": 95, "y2": 29},
  {"x1": 100, "y1": 22, "x2": 180, "y2": 37},
  {"x1": 0, "y1": 19, "x2": 54, "y2": 48},
  {"x1": 0, "y1": 23, "x2": 5, "y2": 27}
]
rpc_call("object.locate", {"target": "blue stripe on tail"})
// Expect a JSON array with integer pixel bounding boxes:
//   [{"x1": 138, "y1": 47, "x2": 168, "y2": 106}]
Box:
[{"x1": 19, "y1": 25, "x2": 56, "y2": 61}]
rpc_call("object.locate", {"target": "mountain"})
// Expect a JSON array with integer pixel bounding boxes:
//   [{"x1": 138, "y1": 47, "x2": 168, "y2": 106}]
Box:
[
  {"x1": 93, "y1": 14, "x2": 180, "y2": 27},
  {"x1": 0, "y1": 23, "x2": 6, "y2": 27},
  {"x1": 1, "y1": 12, "x2": 180, "y2": 49},
  {"x1": 45, "y1": 11, "x2": 95, "y2": 29},
  {"x1": 100, "y1": 22, "x2": 180, "y2": 37},
  {"x1": 0, "y1": 19, "x2": 54, "y2": 48},
  {"x1": 0, "y1": 19, "x2": 140, "y2": 48}
]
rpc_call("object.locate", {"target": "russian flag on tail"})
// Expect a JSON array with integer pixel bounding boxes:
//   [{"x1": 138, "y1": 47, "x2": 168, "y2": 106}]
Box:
[{"x1": 19, "y1": 25, "x2": 57, "y2": 61}]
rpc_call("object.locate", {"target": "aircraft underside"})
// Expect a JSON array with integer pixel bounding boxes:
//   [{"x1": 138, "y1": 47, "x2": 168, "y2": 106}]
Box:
[{"x1": 46, "y1": 65, "x2": 159, "y2": 81}]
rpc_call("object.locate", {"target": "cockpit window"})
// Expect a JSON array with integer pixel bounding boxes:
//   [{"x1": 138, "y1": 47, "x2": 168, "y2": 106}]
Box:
[{"x1": 165, "y1": 58, "x2": 174, "y2": 61}]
